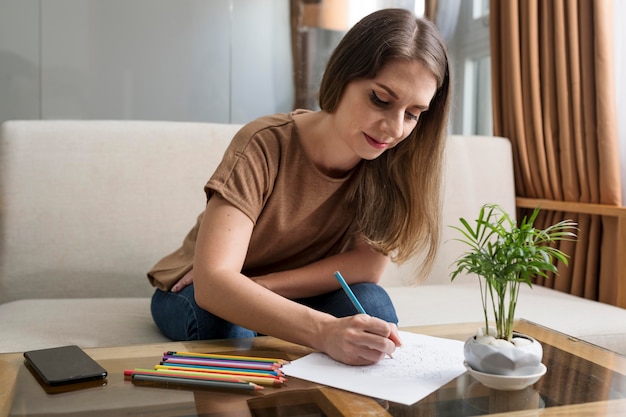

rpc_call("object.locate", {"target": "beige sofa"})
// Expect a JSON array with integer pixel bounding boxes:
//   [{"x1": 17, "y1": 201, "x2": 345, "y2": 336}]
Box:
[{"x1": 2, "y1": 120, "x2": 626, "y2": 355}]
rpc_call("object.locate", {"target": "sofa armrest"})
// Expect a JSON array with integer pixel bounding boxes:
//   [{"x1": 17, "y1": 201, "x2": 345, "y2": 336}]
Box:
[{"x1": 516, "y1": 197, "x2": 626, "y2": 308}]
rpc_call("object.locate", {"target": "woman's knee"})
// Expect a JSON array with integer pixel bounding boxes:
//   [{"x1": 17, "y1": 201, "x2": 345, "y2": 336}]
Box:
[
  {"x1": 151, "y1": 286, "x2": 256, "y2": 340},
  {"x1": 151, "y1": 286, "x2": 204, "y2": 340},
  {"x1": 350, "y1": 283, "x2": 399, "y2": 324}
]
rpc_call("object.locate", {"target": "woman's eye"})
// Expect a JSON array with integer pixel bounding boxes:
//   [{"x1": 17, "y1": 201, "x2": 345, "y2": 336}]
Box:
[
  {"x1": 370, "y1": 91, "x2": 388, "y2": 107},
  {"x1": 371, "y1": 90, "x2": 420, "y2": 122},
  {"x1": 405, "y1": 112, "x2": 419, "y2": 122}
]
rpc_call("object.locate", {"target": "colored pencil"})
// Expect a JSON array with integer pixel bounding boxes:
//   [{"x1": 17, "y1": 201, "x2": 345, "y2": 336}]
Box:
[
  {"x1": 164, "y1": 351, "x2": 288, "y2": 364},
  {"x1": 159, "y1": 360, "x2": 283, "y2": 376},
  {"x1": 131, "y1": 373, "x2": 263, "y2": 391},
  {"x1": 125, "y1": 368, "x2": 246, "y2": 383},
  {"x1": 161, "y1": 355, "x2": 279, "y2": 370},
  {"x1": 334, "y1": 271, "x2": 367, "y2": 314},
  {"x1": 157, "y1": 363, "x2": 283, "y2": 377},
  {"x1": 126, "y1": 351, "x2": 288, "y2": 390}
]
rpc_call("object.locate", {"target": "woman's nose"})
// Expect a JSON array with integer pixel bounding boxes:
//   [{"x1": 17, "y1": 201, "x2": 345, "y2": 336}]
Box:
[{"x1": 381, "y1": 112, "x2": 405, "y2": 139}]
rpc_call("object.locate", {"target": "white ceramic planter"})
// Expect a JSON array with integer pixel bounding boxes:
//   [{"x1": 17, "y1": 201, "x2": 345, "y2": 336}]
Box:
[{"x1": 464, "y1": 333, "x2": 543, "y2": 377}]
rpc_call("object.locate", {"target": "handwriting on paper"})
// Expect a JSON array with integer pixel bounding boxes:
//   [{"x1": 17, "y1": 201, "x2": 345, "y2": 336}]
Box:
[{"x1": 283, "y1": 331, "x2": 467, "y2": 406}]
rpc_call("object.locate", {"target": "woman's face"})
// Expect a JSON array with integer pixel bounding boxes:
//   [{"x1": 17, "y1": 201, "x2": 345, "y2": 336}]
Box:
[{"x1": 331, "y1": 59, "x2": 438, "y2": 162}]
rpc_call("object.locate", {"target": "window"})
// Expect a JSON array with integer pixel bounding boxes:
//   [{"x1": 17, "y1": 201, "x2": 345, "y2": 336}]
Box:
[{"x1": 449, "y1": 0, "x2": 491, "y2": 135}]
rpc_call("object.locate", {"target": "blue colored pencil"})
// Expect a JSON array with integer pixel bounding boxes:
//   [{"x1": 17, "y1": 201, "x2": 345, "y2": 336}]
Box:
[{"x1": 333, "y1": 271, "x2": 367, "y2": 314}]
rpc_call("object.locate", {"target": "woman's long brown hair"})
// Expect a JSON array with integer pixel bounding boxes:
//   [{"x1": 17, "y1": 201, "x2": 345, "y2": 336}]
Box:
[{"x1": 318, "y1": 9, "x2": 451, "y2": 278}]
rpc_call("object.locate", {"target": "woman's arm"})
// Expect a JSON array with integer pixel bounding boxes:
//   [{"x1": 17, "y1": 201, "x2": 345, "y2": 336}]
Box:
[
  {"x1": 252, "y1": 235, "x2": 390, "y2": 299},
  {"x1": 193, "y1": 194, "x2": 399, "y2": 365}
]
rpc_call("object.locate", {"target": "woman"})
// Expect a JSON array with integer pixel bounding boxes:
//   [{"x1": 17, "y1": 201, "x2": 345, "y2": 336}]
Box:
[{"x1": 149, "y1": 8, "x2": 451, "y2": 366}]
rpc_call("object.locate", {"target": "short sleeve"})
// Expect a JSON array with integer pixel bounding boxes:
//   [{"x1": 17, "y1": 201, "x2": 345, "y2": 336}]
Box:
[{"x1": 205, "y1": 119, "x2": 287, "y2": 224}]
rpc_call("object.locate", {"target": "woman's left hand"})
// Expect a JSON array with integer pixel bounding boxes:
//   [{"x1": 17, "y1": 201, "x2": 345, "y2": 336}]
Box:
[{"x1": 171, "y1": 270, "x2": 194, "y2": 292}]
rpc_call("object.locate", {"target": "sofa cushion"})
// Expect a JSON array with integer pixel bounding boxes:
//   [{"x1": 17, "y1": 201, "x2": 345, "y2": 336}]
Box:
[
  {"x1": 0, "y1": 120, "x2": 242, "y2": 303},
  {"x1": 3, "y1": 286, "x2": 625, "y2": 356},
  {"x1": 0, "y1": 298, "x2": 169, "y2": 353},
  {"x1": 386, "y1": 281, "x2": 626, "y2": 356}
]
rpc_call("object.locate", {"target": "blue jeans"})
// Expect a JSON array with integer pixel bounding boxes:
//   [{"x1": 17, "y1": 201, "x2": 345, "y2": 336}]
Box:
[{"x1": 151, "y1": 283, "x2": 398, "y2": 341}]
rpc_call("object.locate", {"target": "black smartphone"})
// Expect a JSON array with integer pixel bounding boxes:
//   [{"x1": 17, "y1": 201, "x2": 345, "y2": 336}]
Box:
[{"x1": 23, "y1": 345, "x2": 107, "y2": 386}]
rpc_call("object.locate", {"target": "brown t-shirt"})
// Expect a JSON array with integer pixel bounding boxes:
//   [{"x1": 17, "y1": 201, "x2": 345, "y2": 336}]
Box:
[{"x1": 147, "y1": 111, "x2": 360, "y2": 291}]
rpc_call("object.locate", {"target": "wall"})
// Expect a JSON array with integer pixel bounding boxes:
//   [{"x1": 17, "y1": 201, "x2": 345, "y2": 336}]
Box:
[{"x1": 0, "y1": 0, "x2": 293, "y2": 125}]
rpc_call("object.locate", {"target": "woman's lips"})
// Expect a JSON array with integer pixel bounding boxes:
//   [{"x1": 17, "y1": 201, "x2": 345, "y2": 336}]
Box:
[{"x1": 364, "y1": 133, "x2": 388, "y2": 150}]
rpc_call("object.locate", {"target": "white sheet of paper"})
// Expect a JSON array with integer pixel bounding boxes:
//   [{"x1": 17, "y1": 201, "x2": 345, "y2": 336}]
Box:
[{"x1": 283, "y1": 331, "x2": 466, "y2": 406}]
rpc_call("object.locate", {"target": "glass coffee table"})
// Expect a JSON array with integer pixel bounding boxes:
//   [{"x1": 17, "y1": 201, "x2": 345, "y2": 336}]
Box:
[{"x1": 2, "y1": 320, "x2": 625, "y2": 416}]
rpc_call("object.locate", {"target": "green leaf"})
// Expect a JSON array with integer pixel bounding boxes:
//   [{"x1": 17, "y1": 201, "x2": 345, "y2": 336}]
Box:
[{"x1": 447, "y1": 203, "x2": 578, "y2": 341}]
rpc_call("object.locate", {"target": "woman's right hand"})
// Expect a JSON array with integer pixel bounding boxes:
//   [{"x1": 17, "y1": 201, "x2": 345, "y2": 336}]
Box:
[
  {"x1": 191, "y1": 195, "x2": 400, "y2": 367},
  {"x1": 319, "y1": 314, "x2": 402, "y2": 365}
]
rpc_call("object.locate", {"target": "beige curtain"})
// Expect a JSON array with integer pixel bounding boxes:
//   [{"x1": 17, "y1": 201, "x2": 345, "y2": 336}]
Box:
[
  {"x1": 490, "y1": 0, "x2": 625, "y2": 306},
  {"x1": 424, "y1": 0, "x2": 438, "y2": 21}
]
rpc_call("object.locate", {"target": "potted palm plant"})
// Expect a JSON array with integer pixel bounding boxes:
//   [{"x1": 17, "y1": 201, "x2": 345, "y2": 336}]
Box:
[{"x1": 450, "y1": 203, "x2": 577, "y2": 383}]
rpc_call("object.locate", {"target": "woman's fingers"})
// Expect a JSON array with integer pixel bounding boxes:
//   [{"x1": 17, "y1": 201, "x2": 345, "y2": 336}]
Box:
[
  {"x1": 322, "y1": 315, "x2": 399, "y2": 365},
  {"x1": 171, "y1": 270, "x2": 194, "y2": 293},
  {"x1": 388, "y1": 323, "x2": 403, "y2": 347}
]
